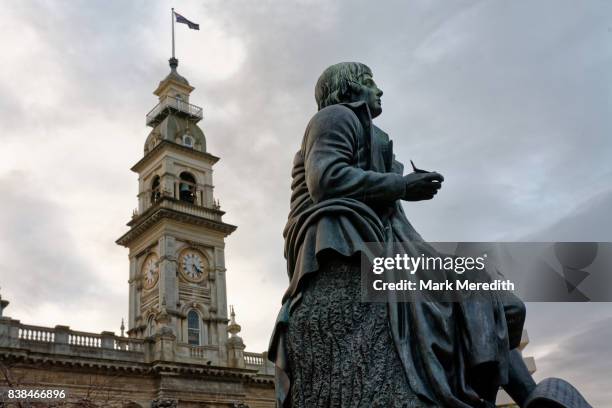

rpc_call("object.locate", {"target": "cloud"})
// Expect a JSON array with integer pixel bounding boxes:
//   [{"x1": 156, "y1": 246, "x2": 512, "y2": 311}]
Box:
[
  {"x1": 526, "y1": 189, "x2": 612, "y2": 242},
  {"x1": 0, "y1": 172, "x2": 121, "y2": 327},
  {"x1": 533, "y1": 317, "x2": 612, "y2": 407}
]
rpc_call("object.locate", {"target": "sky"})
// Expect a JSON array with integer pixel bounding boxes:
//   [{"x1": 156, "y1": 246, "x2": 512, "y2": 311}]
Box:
[{"x1": 0, "y1": 0, "x2": 611, "y2": 405}]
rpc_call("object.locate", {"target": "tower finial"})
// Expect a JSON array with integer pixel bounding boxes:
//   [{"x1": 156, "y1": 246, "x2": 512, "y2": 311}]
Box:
[
  {"x1": 169, "y1": 57, "x2": 179, "y2": 72},
  {"x1": 228, "y1": 305, "x2": 241, "y2": 337},
  {"x1": 120, "y1": 318, "x2": 125, "y2": 337}
]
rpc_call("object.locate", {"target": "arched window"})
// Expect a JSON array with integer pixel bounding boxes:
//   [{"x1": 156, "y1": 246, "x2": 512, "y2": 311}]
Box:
[
  {"x1": 183, "y1": 134, "x2": 193, "y2": 148},
  {"x1": 187, "y1": 310, "x2": 200, "y2": 345},
  {"x1": 150, "y1": 175, "x2": 161, "y2": 204},
  {"x1": 147, "y1": 315, "x2": 155, "y2": 337},
  {"x1": 179, "y1": 172, "x2": 196, "y2": 204}
]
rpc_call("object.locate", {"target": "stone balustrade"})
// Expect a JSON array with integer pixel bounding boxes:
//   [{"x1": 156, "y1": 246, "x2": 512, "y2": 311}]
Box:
[
  {"x1": 18, "y1": 324, "x2": 55, "y2": 343},
  {"x1": 244, "y1": 351, "x2": 264, "y2": 366},
  {"x1": 68, "y1": 330, "x2": 102, "y2": 348},
  {"x1": 159, "y1": 198, "x2": 223, "y2": 222},
  {"x1": 1, "y1": 317, "x2": 272, "y2": 375},
  {"x1": 188, "y1": 345, "x2": 216, "y2": 360},
  {"x1": 244, "y1": 351, "x2": 274, "y2": 375},
  {"x1": 115, "y1": 337, "x2": 145, "y2": 352},
  {"x1": 0, "y1": 319, "x2": 145, "y2": 362}
]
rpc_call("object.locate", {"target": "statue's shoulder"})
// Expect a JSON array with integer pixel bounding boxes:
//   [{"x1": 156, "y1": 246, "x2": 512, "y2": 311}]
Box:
[
  {"x1": 308, "y1": 103, "x2": 366, "y2": 132},
  {"x1": 302, "y1": 102, "x2": 370, "y2": 154}
]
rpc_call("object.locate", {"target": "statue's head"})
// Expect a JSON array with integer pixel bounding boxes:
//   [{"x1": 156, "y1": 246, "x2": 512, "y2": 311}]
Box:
[{"x1": 315, "y1": 62, "x2": 383, "y2": 118}]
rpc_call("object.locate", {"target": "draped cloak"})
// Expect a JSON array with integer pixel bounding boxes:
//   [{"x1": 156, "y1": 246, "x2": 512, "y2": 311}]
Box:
[{"x1": 268, "y1": 101, "x2": 516, "y2": 407}]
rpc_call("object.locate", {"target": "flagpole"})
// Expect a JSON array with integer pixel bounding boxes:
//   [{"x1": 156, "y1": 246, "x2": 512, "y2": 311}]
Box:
[{"x1": 171, "y1": 8, "x2": 175, "y2": 59}]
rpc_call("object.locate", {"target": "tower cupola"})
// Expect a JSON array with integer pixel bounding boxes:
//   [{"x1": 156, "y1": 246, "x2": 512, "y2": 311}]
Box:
[{"x1": 144, "y1": 58, "x2": 205, "y2": 154}]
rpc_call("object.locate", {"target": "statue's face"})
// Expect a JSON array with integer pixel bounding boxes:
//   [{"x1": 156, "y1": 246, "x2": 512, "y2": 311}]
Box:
[{"x1": 351, "y1": 73, "x2": 383, "y2": 118}]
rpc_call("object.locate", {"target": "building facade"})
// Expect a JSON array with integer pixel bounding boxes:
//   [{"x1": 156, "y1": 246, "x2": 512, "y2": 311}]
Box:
[{"x1": 0, "y1": 58, "x2": 275, "y2": 408}]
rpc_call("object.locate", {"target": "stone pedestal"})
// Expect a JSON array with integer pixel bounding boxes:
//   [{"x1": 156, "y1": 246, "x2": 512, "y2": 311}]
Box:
[
  {"x1": 153, "y1": 326, "x2": 176, "y2": 362},
  {"x1": 227, "y1": 337, "x2": 246, "y2": 368}
]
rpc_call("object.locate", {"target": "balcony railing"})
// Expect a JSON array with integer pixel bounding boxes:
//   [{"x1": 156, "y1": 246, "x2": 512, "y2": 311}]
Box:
[
  {"x1": 146, "y1": 95, "x2": 203, "y2": 127},
  {"x1": 244, "y1": 352, "x2": 265, "y2": 367},
  {"x1": 244, "y1": 351, "x2": 274, "y2": 375},
  {"x1": 4, "y1": 321, "x2": 145, "y2": 358},
  {"x1": 160, "y1": 198, "x2": 223, "y2": 222},
  {"x1": 18, "y1": 324, "x2": 55, "y2": 343}
]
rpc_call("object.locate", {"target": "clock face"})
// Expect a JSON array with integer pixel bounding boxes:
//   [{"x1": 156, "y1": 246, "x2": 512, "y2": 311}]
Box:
[
  {"x1": 179, "y1": 249, "x2": 207, "y2": 282},
  {"x1": 142, "y1": 254, "x2": 159, "y2": 289}
]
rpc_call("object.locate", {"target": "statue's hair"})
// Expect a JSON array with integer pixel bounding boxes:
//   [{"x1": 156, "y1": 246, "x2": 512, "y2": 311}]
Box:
[{"x1": 315, "y1": 62, "x2": 372, "y2": 110}]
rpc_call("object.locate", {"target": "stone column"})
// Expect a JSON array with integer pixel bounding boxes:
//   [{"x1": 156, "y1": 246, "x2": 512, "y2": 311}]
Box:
[
  {"x1": 161, "y1": 157, "x2": 174, "y2": 199},
  {"x1": 203, "y1": 178, "x2": 214, "y2": 207},
  {"x1": 158, "y1": 235, "x2": 178, "y2": 316},
  {"x1": 214, "y1": 247, "x2": 229, "y2": 365},
  {"x1": 128, "y1": 256, "x2": 138, "y2": 331},
  {"x1": 137, "y1": 175, "x2": 145, "y2": 213},
  {"x1": 214, "y1": 247, "x2": 228, "y2": 321}
]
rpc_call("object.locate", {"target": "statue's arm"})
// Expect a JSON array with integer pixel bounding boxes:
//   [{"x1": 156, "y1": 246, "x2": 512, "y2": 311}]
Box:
[{"x1": 303, "y1": 106, "x2": 405, "y2": 205}]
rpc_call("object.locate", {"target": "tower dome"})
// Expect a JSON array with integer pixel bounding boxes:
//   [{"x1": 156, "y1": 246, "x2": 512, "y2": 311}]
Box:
[
  {"x1": 144, "y1": 115, "x2": 206, "y2": 154},
  {"x1": 158, "y1": 57, "x2": 190, "y2": 87}
]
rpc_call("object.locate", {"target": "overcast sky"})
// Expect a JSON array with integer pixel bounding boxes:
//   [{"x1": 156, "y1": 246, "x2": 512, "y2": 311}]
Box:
[{"x1": 1, "y1": 0, "x2": 611, "y2": 405}]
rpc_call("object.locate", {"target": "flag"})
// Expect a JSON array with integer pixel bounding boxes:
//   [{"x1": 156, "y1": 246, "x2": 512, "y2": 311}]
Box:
[{"x1": 175, "y1": 12, "x2": 199, "y2": 30}]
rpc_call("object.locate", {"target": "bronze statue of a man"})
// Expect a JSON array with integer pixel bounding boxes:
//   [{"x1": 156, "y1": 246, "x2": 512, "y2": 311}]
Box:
[{"x1": 268, "y1": 62, "x2": 591, "y2": 408}]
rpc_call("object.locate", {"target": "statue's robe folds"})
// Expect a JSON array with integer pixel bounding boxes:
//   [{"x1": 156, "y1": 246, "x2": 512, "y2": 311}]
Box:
[{"x1": 268, "y1": 101, "x2": 516, "y2": 408}]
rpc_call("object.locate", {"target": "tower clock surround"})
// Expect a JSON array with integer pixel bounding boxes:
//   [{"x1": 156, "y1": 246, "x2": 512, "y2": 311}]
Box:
[
  {"x1": 178, "y1": 247, "x2": 208, "y2": 282},
  {"x1": 141, "y1": 253, "x2": 159, "y2": 290}
]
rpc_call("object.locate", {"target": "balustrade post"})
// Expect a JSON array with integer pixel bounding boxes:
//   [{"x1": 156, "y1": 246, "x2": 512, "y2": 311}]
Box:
[
  {"x1": 227, "y1": 339, "x2": 246, "y2": 368},
  {"x1": 0, "y1": 319, "x2": 7, "y2": 346},
  {"x1": 0, "y1": 318, "x2": 19, "y2": 347},
  {"x1": 151, "y1": 326, "x2": 176, "y2": 363},
  {"x1": 101, "y1": 331, "x2": 115, "y2": 349},
  {"x1": 262, "y1": 351, "x2": 274, "y2": 375},
  {"x1": 53, "y1": 325, "x2": 70, "y2": 354},
  {"x1": 54, "y1": 325, "x2": 69, "y2": 344}
]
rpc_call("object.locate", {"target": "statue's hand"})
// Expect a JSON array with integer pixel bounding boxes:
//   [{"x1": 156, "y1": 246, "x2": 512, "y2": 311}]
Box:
[{"x1": 403, "y1": 171, "x2": 444, "y2": 201}]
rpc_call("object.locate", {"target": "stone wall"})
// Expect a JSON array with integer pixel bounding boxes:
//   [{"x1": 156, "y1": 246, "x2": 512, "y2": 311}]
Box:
[{"x1": 0, "y1": 317, "x2": 275, "y2": 407}]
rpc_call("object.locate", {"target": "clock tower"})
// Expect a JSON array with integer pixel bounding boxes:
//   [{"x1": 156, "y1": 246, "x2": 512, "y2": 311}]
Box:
[{"x1": 116, "y1": 57, "x2": 237, "y2": 366}]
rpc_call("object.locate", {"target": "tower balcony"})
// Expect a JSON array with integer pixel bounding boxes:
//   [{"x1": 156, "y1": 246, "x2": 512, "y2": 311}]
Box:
[{"x1": 146, "y1": 95, "x2": 203, "y2": 127}]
